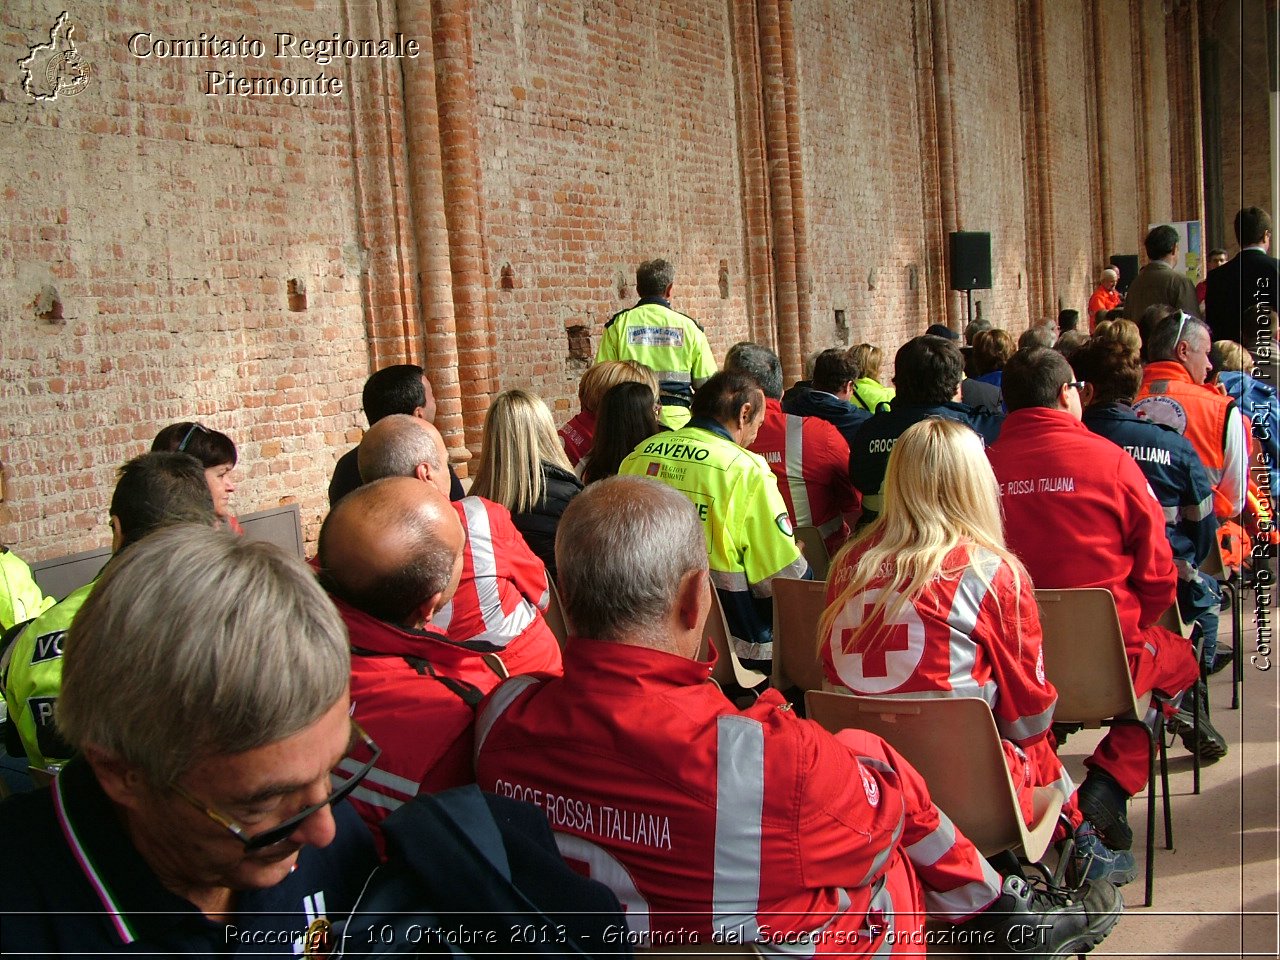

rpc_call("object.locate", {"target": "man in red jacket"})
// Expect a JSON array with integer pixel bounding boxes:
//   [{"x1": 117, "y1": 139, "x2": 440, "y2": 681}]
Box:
[
  {"x1": 987, "y1": 348, "x2": 1201, "y2": 853},
  {"x1": 319, "y1": 477, "x2": 509, "y2": 846},
  {"x1": 474, "y1": 475, "x2": 1121, "y2": 957},
  {"x1": 359, "y1": 414, "x2": 563, "y2": 676},
  {"x1": 725, "y1": 341, "x2": 860, "y2": 555}
]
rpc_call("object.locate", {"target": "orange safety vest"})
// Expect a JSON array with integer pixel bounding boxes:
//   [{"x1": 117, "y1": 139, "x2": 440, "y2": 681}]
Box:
[{"x1": 1134, "y1": 361, "x2": 1235, "y2": 497}]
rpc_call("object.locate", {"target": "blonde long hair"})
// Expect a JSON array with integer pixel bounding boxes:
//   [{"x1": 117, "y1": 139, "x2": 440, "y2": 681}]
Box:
[
  {"x1": 471, "y1": 390, "x2": 573, "y2": 514},
  {"x1": 818, "y1": 417, "x2": 1029, "y2": 658}
]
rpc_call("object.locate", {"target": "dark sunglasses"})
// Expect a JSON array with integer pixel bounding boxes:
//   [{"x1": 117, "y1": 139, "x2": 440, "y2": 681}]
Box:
[
  {"x1": 177, "y1": 422, "x2": 210, "y2": 452},
  {"x1": 173, "y1": 721, "x2": 381, "y2": 851}
]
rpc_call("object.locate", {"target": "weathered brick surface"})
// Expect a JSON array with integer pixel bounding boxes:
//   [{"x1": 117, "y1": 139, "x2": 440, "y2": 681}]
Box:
[{"x1": 1, "y1": 0, "x2": 1207, "y2": 560}]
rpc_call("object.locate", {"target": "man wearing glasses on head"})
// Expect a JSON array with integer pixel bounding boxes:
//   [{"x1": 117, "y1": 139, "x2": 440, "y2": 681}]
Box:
[{"x1": 0, "y1": 526, "x2": 379, "y2": 956}]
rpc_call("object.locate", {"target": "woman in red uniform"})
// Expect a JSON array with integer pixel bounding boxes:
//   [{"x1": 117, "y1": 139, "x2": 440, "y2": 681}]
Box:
[{"x1": 818, "y1": 417, "x2": 1134, "y2": 886}]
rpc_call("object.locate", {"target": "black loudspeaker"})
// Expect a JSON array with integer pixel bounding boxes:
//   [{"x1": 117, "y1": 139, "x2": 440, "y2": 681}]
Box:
[
  {"x1": 950, "y1": 232, "x2": 992, "y2": 291},
  {"x1": 1110, "y1": 254, "x2": 1140, "y2": 294}
]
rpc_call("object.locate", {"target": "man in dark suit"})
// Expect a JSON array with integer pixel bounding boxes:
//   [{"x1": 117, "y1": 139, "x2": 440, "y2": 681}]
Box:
[{"x1": 1206, "y1": 206, "x2": 1280, "y2": 357}]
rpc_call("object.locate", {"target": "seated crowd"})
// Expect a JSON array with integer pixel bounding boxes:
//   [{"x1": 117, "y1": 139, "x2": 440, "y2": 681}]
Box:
[{"x1": 0, "y1": 224, "x2": 1274, "y2": 956}]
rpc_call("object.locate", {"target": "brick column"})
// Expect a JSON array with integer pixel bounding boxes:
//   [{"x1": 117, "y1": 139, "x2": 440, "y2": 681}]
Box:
[
  {"x1": 912, "y1": 0, "x2": 948, "y2": 331},
  {"x1": 929, "y1": 0, "x2": 961, "y2": 329},
  {"x1": 1017, "y1": 0, "x2": 1056, "y2": 320},
  {"x1": 757, "y1": 0, "x2": 803, "y2": 382},
  {"x1": 775, "y1": 0, "x2": 814, "y2": 359},
  {"x1": 396, "y1": 0, "x2": 467, "y2": 467},
  {"x1": 432, "y1": 0, "x2": 494, "y2": 460},
  {"x1": 1167, "y1": 0, "x2": 1206, "y2": 226}
]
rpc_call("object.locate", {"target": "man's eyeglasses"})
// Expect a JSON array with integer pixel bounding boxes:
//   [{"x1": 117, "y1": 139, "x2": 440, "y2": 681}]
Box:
[
  {"x1": 172, "y1": 721, "x2": 381, "y2": 852},
  {"x1": 1066, "y1": 380, "x2": 1087, "y2": 391},
  {"x1": 177, "y1": 422, "x2": 210, "y2": 453}
]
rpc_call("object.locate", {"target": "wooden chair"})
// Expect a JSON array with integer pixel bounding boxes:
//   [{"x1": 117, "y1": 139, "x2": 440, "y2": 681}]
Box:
[
  {"x1": 702, "y1": 589, "x2": 767, "y2": 693},
  {"x1": 805, "y1": 691, "x2": 1065, "y2": 863},
  {"x1": 1200, "y1": 542, "x2": 1244, "y2": 709},
  {"x1": 541, "y1": 575, "x2": 569, "y2": 651},
  {"x1": 1035, "y1": 588, "x2": 1172, "y2": 907},
  {"x1": 770, "y1": 577, "x2": 829, "y2": 700},
  {"x1": 793, "y1": 525, "x2": 831, "y2": 580}
]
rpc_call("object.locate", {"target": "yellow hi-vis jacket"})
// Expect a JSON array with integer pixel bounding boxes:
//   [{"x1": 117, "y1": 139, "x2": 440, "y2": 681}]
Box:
[{"x1": 619, "y1": 418, "x2": 810, "y2": 660}]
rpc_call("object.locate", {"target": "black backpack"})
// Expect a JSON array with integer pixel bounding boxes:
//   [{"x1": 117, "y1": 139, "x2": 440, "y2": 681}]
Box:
[{"x1": 336, "y1": 785, "x2": 631, "y2": 958}]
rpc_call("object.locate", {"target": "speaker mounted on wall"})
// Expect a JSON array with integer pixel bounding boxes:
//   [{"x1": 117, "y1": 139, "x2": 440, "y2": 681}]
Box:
[{"x1": 1109, "y1": 254, "x2": 1140, "y2": 294}]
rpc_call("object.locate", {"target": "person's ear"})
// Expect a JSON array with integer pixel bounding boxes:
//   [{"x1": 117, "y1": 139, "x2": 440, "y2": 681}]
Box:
[
  {"x1": 83, "y1": 744, "x2": 149, "y2": 811},
  {"x1": 109, "y1": 516, "x2": 124, "y2": 553}
]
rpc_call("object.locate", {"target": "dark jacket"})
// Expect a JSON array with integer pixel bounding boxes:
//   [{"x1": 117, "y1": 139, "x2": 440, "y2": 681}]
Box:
[
  {"x1": 960, "y1": 377, "x2": 1002, "y2": 414},
  {"x1": 1123, "y1": 260, "x2": 1199, "y2": 321},
  {"x1": 849, "y1": 400, "x2": 1003, "y2": 520},
  {"x1": 780, "y1": 386, "x2": 871, "y2": 449},
  {"x1": 511, "y1": 462, "x2": 583, "y2": 580},
  {"x1": 1205, "y1": 247, "x2": 1280, "y2": 351},
  {"x1": 330, "y1": 445, "x2": 464, "y2": 507}
]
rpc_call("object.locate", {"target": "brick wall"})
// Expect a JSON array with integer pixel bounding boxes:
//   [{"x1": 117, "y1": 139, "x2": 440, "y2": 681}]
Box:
[{"x1": 1, "y1": 0, "x2": 1206, "y2": 561}]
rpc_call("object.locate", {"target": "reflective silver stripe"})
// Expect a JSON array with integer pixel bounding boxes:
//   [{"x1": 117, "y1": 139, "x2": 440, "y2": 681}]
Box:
[
  {"x1": 711, "y1": 569, "x2": 750, "y2": 592},
  {"x1": 473, "y1": 674, "x2": 541, "y2": 760},
  {"x1": 784, "y1": 416, "x2": 814, "y2": 527},
  {"x1": 946, "y1": 551, "x2": 998, "y2": 700},
  {"x1": 1047, "y1": 768, "x2": 1076, "y2": 803},
  {"x1": 1000, "y1": 699, "x2": 1056, "y2": 741},
  {"x1": 866, "y1": 878, "x2": 897, "y2": 959},
  {"x1": 904, "y1": 810, "x2": 958, "y2": 868},
  {"x1": 1161, "y1": 504, "x2": 1180, "y2": 523},
  {"x1": 451, "y1": 497, "x2": 542, "y2": 647},
  {"x1": 1183, "y1": 493, "x2": 1214, "y2": 521},
  {"x1": 816, "y1": 515, "x2": 843, "y2": 538},
  {"x1": 656, "y1": 370, "x2": 692, "y2": 384},
  {"x1": 858, "y1": 812, "x2": 903, "y2": 887},
  {"x1": 923, "y1": 856, "x2": 1002, "y2": 921},
  {"x1": 731, "y1": 636, "x2": 773, "y2": 662},
  {"x1": 337, "y1": 757, "x2": 420, "y2": 798},
  {"x1": 348, "y1": 783, "x2": 407, "y2": 812},
  {"x1": 751, "y1": 556, "x2": 810, "y2": 598},
  {"x1": 1205, "y1": 464, "x2": 1224, "y2": 485},
  {"x1": 712, "y1": 716, "x2": 765, "y2": 942}
]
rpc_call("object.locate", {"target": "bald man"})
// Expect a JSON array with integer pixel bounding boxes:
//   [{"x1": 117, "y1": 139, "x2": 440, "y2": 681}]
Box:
[
  {"x1": 318, "y1": 477, "x2": 506, "y2": 845},
  {"x1": 359, "y1": 415, "x2": 563, "y2": 678}
]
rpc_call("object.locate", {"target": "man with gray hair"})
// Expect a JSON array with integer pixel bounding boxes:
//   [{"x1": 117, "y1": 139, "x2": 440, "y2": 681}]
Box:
[
  {"x1": 357, "y1": 415, "x2": 561, "y2": 677},
  {"x1": 725, "y1": 342, "x2": 859, "y2": 555},
  {"x1": 595, "y1": 258, "x2": 717, "y2": 428},
  {"x1": 0, "y1": 525, "x2": 379, "y2": 954},
  {"x1": 473, "y1": 476, "x2": 1121, "y2": 956},
  {"x1": 1135, "y1": 312, "x2": 1248, "y2": 519}
]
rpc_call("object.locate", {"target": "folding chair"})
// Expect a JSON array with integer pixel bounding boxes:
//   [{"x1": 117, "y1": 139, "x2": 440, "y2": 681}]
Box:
[
  {"x1": 1200, "y1": 543, "x2": 1244, "y2": 709},
  {"x1": 702, "y1": 589, "x2": 767, "y2": 694},
  {"x1": 541, "y1": 575, "x2": 568, "y2": 651},
  {"x1": 805, "y1": 691, "x2": 1065, "y2": 863},
  {"x1": 1035, "y1": 588, "x2": 1171, "y2": 907},
  {"x1": 793, "y1": 525, "x2": 831, "y2": 580},
  {"x1": 770, "y1": 577, "x2": 829, "y2": 702}
]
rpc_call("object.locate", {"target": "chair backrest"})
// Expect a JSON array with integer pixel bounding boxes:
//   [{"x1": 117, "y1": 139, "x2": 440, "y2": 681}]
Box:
[
  {"x1": 793, "y1": 525, "x2": 830, "y2": 580},
  {"x1": 1155, "y1": 602, "x2": 1192, "y2": 639},
  {"x1": 30, "y1": 545, "x2": 110, "y2": 601},
  {"x1": 805, "y1": 691, "x2": 1057, "y2": 859},
  {"x1": 240, "y1": 503, "x2": 304, "y2": 558},
  {"x1": 703, "y1": 589, "x2": 767, "y2": 690},
  {"x1": 542, "y1": 576, "x2": 568, "y2": 650},
  {"x1": 1200, "y1": 541, "x2": 1226, "y2": 580},
  {"x1": 770, "y1": 577, "x2": 829, "y2": 694},
  {"x1": 1034, "y1": 588, "x2": 1142, "y2": 723}
]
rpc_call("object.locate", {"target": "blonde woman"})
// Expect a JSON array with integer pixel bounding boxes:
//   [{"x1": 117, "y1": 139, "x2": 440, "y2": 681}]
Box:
[
  {"x1": 558, "y1": 360, "x2": 659, "y2": 466},
  {"x1": 472, "y1": 390, "x2": 583, "y2": 578},
  {"x1": 818, "y1": 417, "x2": 1135, "y2": 885},
  {"x1": 847, "y1": 343, "x2": 894, "y2": 412}
]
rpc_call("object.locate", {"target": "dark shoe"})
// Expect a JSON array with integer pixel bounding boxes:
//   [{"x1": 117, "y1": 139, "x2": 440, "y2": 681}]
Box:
[
  {"x1": 962, "y1": 874, "x2": 1122, "y2": 958},
  {"x1": 1167, "y1": 685, "x2": 1228, "y2": 761},
  {"x1": 1076, "y1": 769, "x2": 1133, "y2": 851},
  {"x1": 1051, "y1": 721, "x2": 1082, "y2": 746},
  {"x1": 1067, "y1": 824, "x2": 1137, "y2": 887},
  {"x1": 1207, "y1": 648, "x2": 1235, "y2": 676}
]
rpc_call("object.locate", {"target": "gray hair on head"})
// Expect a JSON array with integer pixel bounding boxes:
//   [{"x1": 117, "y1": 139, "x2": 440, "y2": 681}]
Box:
[
  {"x1": 555, "y1": 475, "x2": 708, "y2": 643},
  {"x1": 58, "y1": 524, "x2": 349, "y2": 785},
  {"x1": 358, "y1": 413, "x2": 442, "y2": 482},
  {"x1": 1147, "y1": 312, "x2": 1209, "y2": 362},
  {"x1": 724, "y1": 341, "x2": 784, "y2": 399}
]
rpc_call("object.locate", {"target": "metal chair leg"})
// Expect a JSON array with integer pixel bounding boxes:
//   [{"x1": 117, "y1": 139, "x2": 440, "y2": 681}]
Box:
[
  {"x1": 1157, "y1": 715, "x2": 1173, "y2": 850},
  {"x1": 1144, "y1": 725, "x2": 1156, "y2": 908}
]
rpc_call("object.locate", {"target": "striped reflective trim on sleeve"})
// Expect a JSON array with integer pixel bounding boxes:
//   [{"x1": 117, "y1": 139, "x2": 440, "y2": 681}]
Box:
[
  {"x1": 945, "y1": 551, "x2": 998, "y2": 701},
  {"x1": 921, "y1": 856, "x2": 1003, "y2": 922},
  {"x1": 903, "y1": 809, "x2": 959, "y2": 868},
  {"x1": 751, "y1": 555, "x2": 810, "y2": 598},
  {"x1": 1000, "y1": 700, "x2": 1056, "y2": 742},
  {"x1": 784, "y1": 415, "x2": 814, "y2": 528}
]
